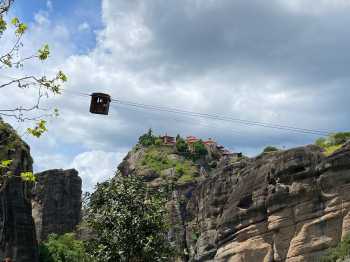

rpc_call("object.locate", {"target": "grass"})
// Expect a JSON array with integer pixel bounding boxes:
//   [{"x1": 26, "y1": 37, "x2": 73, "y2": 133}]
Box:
[
  {"x1": 138, "y1": 146, "x2": 197, "y2": 184},
  {"x1": 323, "y1": 144, "x2": 343, "y2": 156},
  {"x1": 177, "y1": 174, "x2": 195, "y2": 184}
]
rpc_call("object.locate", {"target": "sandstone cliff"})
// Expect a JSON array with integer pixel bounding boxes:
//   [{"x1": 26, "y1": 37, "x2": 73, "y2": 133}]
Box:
[
  {"x1": 0, "y1": 121, "x2": 38, "y2": 262},
  {"x1": 118, "y1": 140, "x2": 350, "y2": 262},
  {"x1": 32, "y1": 169, "x2": 82, "y2": 242}
]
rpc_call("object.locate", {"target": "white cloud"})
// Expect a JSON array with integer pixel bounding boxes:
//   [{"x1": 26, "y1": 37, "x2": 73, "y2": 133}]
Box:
[
  {"x1": 34, "y1": 11, "x2": 50, "y2": 26},
  {"x1": 2, "y1": 0, "x2": 350, "y2": 194},
  {"x1": 68, "y1": 150, "x2": 127, "y2": 192}
]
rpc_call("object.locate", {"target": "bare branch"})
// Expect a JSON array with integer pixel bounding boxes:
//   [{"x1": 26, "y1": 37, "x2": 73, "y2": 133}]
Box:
[
  {"x1": 0, "y1": 34, "x2": 22, "y2": 61},
  {"x1": 0, "y1": 76, "x2": 39, "y2": 88},
  {"x1": 0, "y1": 0, "x2": 13, "y2": 15},
  {"x1": 0, "y1": 86, "x2": 54, "y2": 123}
]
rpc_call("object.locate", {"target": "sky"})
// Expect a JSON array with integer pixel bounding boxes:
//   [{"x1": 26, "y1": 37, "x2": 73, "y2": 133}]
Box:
[{"x1": 0, "y1": 0, "x2": 349, "y2": 192}]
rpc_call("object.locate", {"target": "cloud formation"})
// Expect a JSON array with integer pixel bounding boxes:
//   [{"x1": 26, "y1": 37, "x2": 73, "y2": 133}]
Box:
[{"x1": 1, "y1": 0, "x2": 349, "y2": 191}]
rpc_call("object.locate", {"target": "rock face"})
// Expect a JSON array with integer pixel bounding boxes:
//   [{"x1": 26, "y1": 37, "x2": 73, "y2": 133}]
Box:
[
  {"x1": 186, "y1": 143, "x2": 350, "y2": 262},
  {"x1": 0, "y1": 121, "x2": 38, "y2": 262},
  {"x1": 119, "y1": 142, "x2": 350, "y2": 262},
  {"x1": 32, "y1": 169, "x2": 82, "y2": 242}
]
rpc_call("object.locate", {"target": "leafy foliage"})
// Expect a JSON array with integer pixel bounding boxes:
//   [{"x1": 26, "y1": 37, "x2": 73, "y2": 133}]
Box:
[
  {"x1": 138, "y1": 129, "x2": 157, "y2": 147},
  {"x1": 20, "y1": 171, "x2": 36, "y2": 182},
  {"x1": 27, "y1": 120, "x2": 48, "y2": 138},
  {"x1": 141, "y1": 147, "x2": 176, "y2": 173},
  {"x1": 39, "y1": 233, "x2": 91, "y2": 262},
  {"x1": 38, "y1": 44, "x2": 50, "y2": 60},
  {"x1": 0, "y1": 6, "x2": 67, "y2": 133},
  {"x1": 177, "y1": 173, "x2": 195, "y2": 184},
  {"x1": 191, "y1": 140, "x2": 208, "y2": 160},
  {"x1": 176, "y1": 137, "x2": 188, "y2": 155},
  {"x1": 263, "y1": 146, "x2": 279, "y2": 153},
  {"x1": 320, "y1": 234, "x2": 350, "y2": 262},
  {"x1": 315, "y1": 132, "x2": 350, "y2": 156},
  {"x1": 85, "y1": 174, "x2": 173, "y2": 261},
  {"x1": 140, "y1": 146, "x2": 197, "y2": 184}
]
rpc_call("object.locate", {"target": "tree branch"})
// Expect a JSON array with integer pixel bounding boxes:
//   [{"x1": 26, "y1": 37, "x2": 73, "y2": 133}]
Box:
[
  {"x1": 0, "y1": 86, "x2": 53, "y2": 122},
  {"x1": 0, "y1": 0, "x2": 13, "y2": 15},
  {"x1": 0, "y1": 76, "x2": 39, "y2": 88}
]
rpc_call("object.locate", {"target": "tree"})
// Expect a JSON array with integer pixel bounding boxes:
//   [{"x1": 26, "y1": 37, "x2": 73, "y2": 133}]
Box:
[
  {"x1": 138, "y1": 128, "x2": 156, "y2": 147},
  {"x1": 0, "y1": 0, "x2": 67, "y2": 183},
  {"x1": 192, "y1": 140, "x2": 208, "y2": 160},
  {"x1": 0, "y1": 0, "x2": 66, "y2": 131},
  {"x1": 85, "y1": 174, "x2": 173, "y2": 262},
  {"x1": 39, "y1": 233, "x2": 91, "y2": 262},
  {"x1": 176, "y1": 137, "x2": 188, "y2": 155}
]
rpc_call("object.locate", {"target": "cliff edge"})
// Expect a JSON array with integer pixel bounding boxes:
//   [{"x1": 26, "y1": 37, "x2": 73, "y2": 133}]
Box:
[{"x1": 118, "y1": 137, "x2": 350, "y2": 262}]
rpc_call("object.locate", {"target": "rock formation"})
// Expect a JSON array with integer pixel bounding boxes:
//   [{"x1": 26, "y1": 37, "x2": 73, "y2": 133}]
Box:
[
  {"x1": 118, "y1": 141, "x2": 350, "y2": 261},
  {"x1": 32, "y1": 169, "x2": 82, "y2": 242},
  {"x1": 0, "y1": 121, "x2": 38, "y2": 262}
]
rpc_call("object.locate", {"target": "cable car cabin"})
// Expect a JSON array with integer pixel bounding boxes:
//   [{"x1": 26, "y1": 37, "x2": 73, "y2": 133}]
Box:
[{"x1": 90, "y1": 93, "x2": 111, "y2": 115}]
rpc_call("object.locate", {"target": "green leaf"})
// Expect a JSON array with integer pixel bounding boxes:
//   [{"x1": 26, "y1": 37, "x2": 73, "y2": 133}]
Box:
[
  {"x1": 16, "y1": 22, "x2": 27, "y2": 35},
  {"x1": 0, "y1": 16, "x2": 7, "y2": 34},
  {"x1": 38, "y1": 44, "x2": 50, "y2": 60},
  {"x1": 11, "y1": 17, "x2": 19, "y2": 26},
  {"x1": 11, "y1": 17, "x2": 27, "y2": 35},
  {"x1": 0, "y1": 160, "x2": 13, "y2": 168},
  {"x1": 20, "y1": 172, "x2": 36, "y2": 182},
  {"x1": 57, "y1": 70, "x2": 68, "y2": 82},
  {"x1": 27, "y1": 120, "x2": 48, "y2": 138}
]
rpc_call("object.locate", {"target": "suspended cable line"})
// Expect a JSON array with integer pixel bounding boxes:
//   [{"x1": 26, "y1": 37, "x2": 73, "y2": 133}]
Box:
[
  {"x1": 61, "y1": 89, "x2": 332, "y2": 136},
  {"x1": 110, "y1": 98, "x2": 331, "y2": 136}
]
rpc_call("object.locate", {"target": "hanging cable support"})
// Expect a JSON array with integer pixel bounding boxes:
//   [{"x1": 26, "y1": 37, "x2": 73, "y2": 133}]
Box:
[{"x1": 62, "y1": 90, "x2": 332, "y2": 136}]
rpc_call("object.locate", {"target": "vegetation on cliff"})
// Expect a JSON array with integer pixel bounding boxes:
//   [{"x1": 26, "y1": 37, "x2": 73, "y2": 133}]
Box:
[
  {"x1": 320, "y1": 234, "x2": 350, "y2": 262},
  {"x1": 263, "y1": 146, "x2": 279, "y2": 153},
  {"x1": 316, "y1": 132, "x2": 350, "y2": 156},
  {"x1": 133, "y1": 130, "x2": 214, "y2": 185}
]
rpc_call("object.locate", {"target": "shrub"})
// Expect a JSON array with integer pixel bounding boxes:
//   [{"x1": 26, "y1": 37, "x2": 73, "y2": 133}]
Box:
[
  {"x1": 138, "y1": 129, "x2": 156, "y2": 147},
  {"x1": 263, "y1": 146, "x2": 279, "y2": 153},
  {"x1": 175, "y1": 164, "x2": 185, "y2": 176},
  {"x1": 177, "y1": 174, "x2": 194, "y2": 184},
  {"x1": 154, "y1": 137, "x2": 163, "y2": 146},
  {"x1": 176, "y1": 137, "x2": 188, "y2": 155},
  {"x1": 320, "y1": 234, "x2": 350, "y2": 262},
  {"x1": 39, "y1": 233, "x2": 91, "y2": 262},
  {"x1": 191, "y1": 140, "x2": 208, "y2": 160}
]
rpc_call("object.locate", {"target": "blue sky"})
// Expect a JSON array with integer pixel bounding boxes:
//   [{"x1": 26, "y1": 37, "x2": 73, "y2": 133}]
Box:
[
  {"x1": 12, "y1": 0, "x2": 102, "y2": 54},
  {"x1": 1, "y1": 0, "x2": 350, "y2": 191}
]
